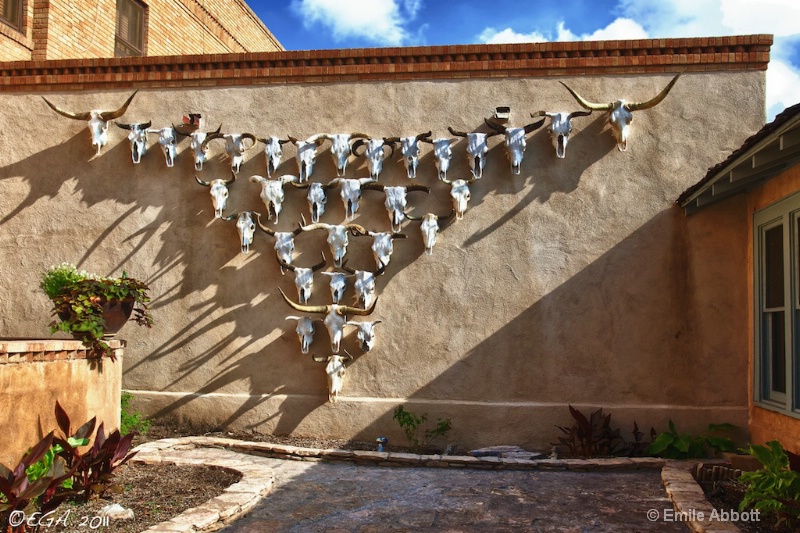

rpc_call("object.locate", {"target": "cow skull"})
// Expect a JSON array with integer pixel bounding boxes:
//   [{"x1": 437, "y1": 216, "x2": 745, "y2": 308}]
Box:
[
  {"x1": 222, "y1": 210, "x2": 260, "y2": 254},
  {"x1": 338, "y1": 177, "x2": 375, "y2": 221},
  {"x1": 560, "y1": 73, "x2": 681, "y2": 151},
  {"x1": 42, "y1": 91, "x2": 138, "y2": 156},
  {"x1": 384, "y1": 131, "x2": 431, "y2": 179},
  {"x1": 195, "y1": 172, "x2": 236, "y2": 219},
  {"x1": 363, "y1": 183, "x2": 431, "y2": 232},
  {"x1": 353, "y1": 137, "x2": 394, "y2": 180},
  {"x1": 342, "y1": 262, "x2": 386, "y2": 309},
  {"x1": 321, "y1": 271, "x2": 352, "y2": 304},
  {"x1": 368, "y1": 231, "x2": 407, "y2": 270},
  {"x1": 484, "y1": 117, "x2": 546, "y2": 173},
  {"x1": 277, "y1": 252, "x2": 327, "y2": 304},
  {"x1": 405, "y1": 210, "x2": 455, "y2": 255},
  {"x1": 257, "y1": 219, "x2": 303, "y2": 268},
  {"x1": 442, "y1": 176, "x2": 475, "y2": 221},
  {"x1": 260, "y1": 136, "x2": 290, "y2": 177},
  {"x1": 288, "y1": 134, "x2": 327, "y2": 182},
  {"x1": 184, "y1": 124, "x2": 222, "y2": 171},
  {"x1": 115, "y1": 120, "x2": 151, "y2": 164},
  {"x1": 448, "y1": 127, "x2": 501, "y2": 179},
  {"x1": 321, "y1": 133, "x2": 369, "y2": 177},
  {"x1": 202, "y1": 132, "x2": 257, "y2": 173},
  {"x1": 422, "y1": 137, "x2": 457, "y2": 181},
  {"x1": 286, "y1": 316, "x2": 317, "y2": 354},
  {"x1": 249, "y1": 174, "x2": 299, "y2": 223},
  {"x1": 311, "y1": 351, "x2": 354, "y2": 403},
  {"x1": 299, "y1": 221, "x2": 367, "y2": 267},
  {"x1": 290, "y1": 179, "x2": 341, "y2": 223},
  {"x1": 280, "y1": 288, "x2": 377, "y2": 353},
  {"x1": 528, "y1": 111, "x2": 592, "y2": 159},
  {"x1": 346, "y1": 320, "x2": 382, "y2": 352},
  {"x1": 149, "y1": 125, "x2": 179, "y2": 167}
]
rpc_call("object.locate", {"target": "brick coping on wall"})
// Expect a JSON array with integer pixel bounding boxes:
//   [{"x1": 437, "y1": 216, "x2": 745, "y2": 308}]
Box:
[
  {"x1": 0, "y1": 338, "x2": 125, "y2": 363},
  {"x1": 0, "y1": 34, "x2": 771, "y2": 92}
]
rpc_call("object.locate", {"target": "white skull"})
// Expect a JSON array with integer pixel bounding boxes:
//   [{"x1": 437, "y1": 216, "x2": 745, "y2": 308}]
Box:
[
  {"x1": 291, "y1": 135, "x2": 324, "y2": 182},
  {"x1": 250, "y1": 175, "x2": 297, "y2": 223},
  {"x1": 196, "y1": 175, "x2": 235, "y2": 219},
  {"x1": 150, "y1": 126, "x2": 178, "y2": 168},
  {"x1": 346, "y1": 320, "x2": 381, "y2": 352},
  {"x1": 362, "y1": 139, "x2": 391, "y2": 180},
  {"x1": 339, "y1": 178, "x2": 372, "y2": 221},
  {"x1": 369, "y1": 231, "x2": 401, "y2": 270},
  {"x1": 432, "y1": 138, "x2": 455, "y2": 181},
  {"x1": 307, "y1": 183, "x2": 328, "y2": 223},
  {"x1": 273, "y1": 232, "x2": 296, "y2": 265},
  {"x1": 464, "y1": 132, "x2": 491, "y2": 179},
  {"x1": 116, "y1": 121, "x2": 151, "y2": 164},
  {"x1": 504, "y1": 127, "x2": 528, "y2": 174},
  {"x1": 292, "y1": 267, "x2": 316, "y2": 304},
  {"x1": 325, "y1": 353, "x2": 349, "y2": 403},
  {"x1": 232, "y1": 211, "x2": 257, "y2": 254},
  {"x1": 354, "y1": 270, "x2": 378, "y2": 309},
  {"x1": 399, "y1": 134, "x2": 428, "y2": 179},
  {"x1": 420, "y1": 214, "x2": 440, "y2": 255},
  {"x1": 328, "y1": 134, "x2": 354, "y2": 176},
  {"x1": 287, "y1": 316, "x2": 315, "y2": 354},
  {"x1": 262, "y1": 137, "x2": 287, "y2": 177},
  {"x1": 449, "y1": 179, "x2": 472, "y2": 221},
  {"x1": 322, "y1": 272, "x2": 349, "y2": 304},
  {"x1": 384, "y1": 187, "x2": 408, "y2": 232},
  {"x1": 224, "y1": 133, "x2": 255, "y2": 173}
]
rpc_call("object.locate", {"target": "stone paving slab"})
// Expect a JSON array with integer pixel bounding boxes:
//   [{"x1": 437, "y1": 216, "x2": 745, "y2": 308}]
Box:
[{"x1": 132, "y1": 437, "x2": 742, "y2": 533}]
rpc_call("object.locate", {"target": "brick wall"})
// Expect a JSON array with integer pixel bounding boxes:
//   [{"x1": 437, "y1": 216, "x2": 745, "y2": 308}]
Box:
[{"x1": 0, "y1": 0, "x2": 282, "y2": 62}]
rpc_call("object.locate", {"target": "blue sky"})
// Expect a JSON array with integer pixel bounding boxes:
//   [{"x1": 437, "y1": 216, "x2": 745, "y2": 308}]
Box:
[{"x1": 247, "y1": 0, "x2": 800, "y2": 121}]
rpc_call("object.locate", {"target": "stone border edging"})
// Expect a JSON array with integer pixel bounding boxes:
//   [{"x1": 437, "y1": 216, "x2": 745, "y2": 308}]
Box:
[
  {"x1": 135, "y1": 437, "x2": 737, "y2": 533},
  {"x1": 662, "y1": 462, "x2": 741, "y2": 533}
]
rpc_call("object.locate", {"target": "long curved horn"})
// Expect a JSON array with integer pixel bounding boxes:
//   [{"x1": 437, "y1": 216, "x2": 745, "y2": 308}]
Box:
[
  {"x1": 311, "y1": 252, "x2": 327, "y2": 272},
  {"x1": 523, "y1": 117, "x2": 547, "y2": 134},
  {"x1": 381, "y1": 140, "x2": 395, "y2": 157},
  {"x1": 249, "y1": 174, "x2": 268, "y2": 184},
  {"x1": 352, "y1": 139, "x2": 368, "y2": 156},
  {"x1": 114, "y1": 121, "x2": 133, "y2": 130},
  {"x1": 254, "y1": 212, "x2": 275, "y2": 236},
  {"x1": 200, "y1": 132, "x2": 225, "y2": 152},
  {"x1": 483, "y1": 119, "x2": 506, "y2": 134},
  {"x1": 447, "y1": 126, "x2": 468, "y2": 137},
  {"x1": 567, "y1": 110, "x2": 593, "y2": 119},
  {"x1": 345, "y1": 223, "x2": 367, "y2": 236},
  {"x1": 323, "y1": 177, "x2": 343, "y2": 191},
  {"x1": 99, "y1": 90, "x2": 139, "y2": 121},
  {"x1": 222, "y1": 212, "x2": 239, "y2": 221},
  {"x1": 41, "y1": 97, "x2": 91, "y2": 121},
  {"x1": 277, "y1": 256, "x2": 297, "y2": 272},
  {"x1": 340, "y1": 261, "x2": 356, "y2": 275},
  {"x1": 195, "y1": 176, "x2": 212, "y2": 187},
  {"x1": 406, "y1": 184, "x2": 431, "y2": 193},
  {"x1": 337, "y1": 298, "x2": 378, "y2": 317},
  {"x1": 350, "y1": 132, "x2": 370, "y2": 140},
  {"x1": 311, "y1": 354, "x2": 331, "y2": 364},
  {"x1": 626, "y1": 73, "x2": 682, "y2": 112},
  {"x1": 341, "y1": 349, "x2": 354, "y2": 361},
  {"x1": 241, "y1": 133, "x2": 258, "y2": 151},
  {"x1": 559, "y1": 82, "x2": 613, "y2": 111},
  {"x1": 306, "y1": 133, "x2": 328, "y2": 144},
  {"x1": 416, "y1": 131, "x2": 432, "y2": 141},
  {"x1": 288, "y1": 135, "x2": 299, "y2": 144},
  {"x1": 391, "y1": 233, "x2": 407, "y2": 240},
  {"x1": 278, "y1": 138, "x2": 290, "y2": 145},
  {"x1": 403, "y1": 211, "x2": 422, "y2": 221},
  {"x1": 300, "y1": 222, "x2": 333, "y2": 232},
  {"x1": 289, "y1": 181, "x2": 310, "y2": 190},
  {"x1": 383, "y1": 136, "x2": 400, "y2": 144},
  {"x1": 222, "y1": 172, "x2": 236, "y2": 185},
  {"x1": 361, "y1": 182, "x2": 385, "y2": 192},
  {"x1": 279, "y1": 288, "x2": 330, "y2": 314}
]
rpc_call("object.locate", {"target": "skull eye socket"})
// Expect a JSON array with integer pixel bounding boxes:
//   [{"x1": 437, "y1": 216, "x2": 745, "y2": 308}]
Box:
[
  {"x1": 248, "y1": 224, "x2": 255, "y2": 231},
  {"x1": 223, "y1": 190, "x2": 229, "y2": 197}
]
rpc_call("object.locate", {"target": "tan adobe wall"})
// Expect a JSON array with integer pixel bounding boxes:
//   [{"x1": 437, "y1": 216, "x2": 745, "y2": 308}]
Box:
[
  {"x1": 746, "y1": 164, "x2": 800, "y2": 455},
  {"x1": 0, "y1": 340, "x2": 123, "y2": 467},
  {"x1": 0, "y1": 36, "x2": 766, "y2": 450}
]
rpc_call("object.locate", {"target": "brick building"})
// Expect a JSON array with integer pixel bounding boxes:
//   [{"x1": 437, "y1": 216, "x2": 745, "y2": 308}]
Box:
[{"x1": 0, "y1": 0, "x2": 282, "y2": 62}]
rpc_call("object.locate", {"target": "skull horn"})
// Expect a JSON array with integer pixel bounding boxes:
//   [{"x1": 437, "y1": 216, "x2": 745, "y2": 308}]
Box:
[
  {"x1": 559, "y1": 82, "x2": 614, "y2": 111},
  {"x1": 254, "y1": 212, "x2": 276, "y2": 236},
  {"x1": 41, "y1": 97, "x2": 91, "y2": 121},
  {"x1": 345, "y1": 223, "x2": 367, "y2": 236},
  {"x1": 625, "y1": 73, "x2": 682, "y2": 112},
  {"x1": 195, "y1": 176, "x2": 212, "y2": 187},
  {"x1": 222, "y1": 172, "x2": 236, "y2": 185},
  {"x1": 352, "y1": 138, "x2": 369, "y2": 156},
  {"x1": 279, "y1": 288, "x2": 330, "y2": 314},
  {"x1": 523, "y1": 117, "x2": 547, "y2": 134},
  {"x1": 406, "y1": 184, "x2": 431, "y2": 194},
  {"x1": 200, "y1": 131, "x2": 225, "y2": 152},
  {"x1": 337, "y1": 297, "x2": 378, "y2": 317},
  {"x1": 483, "y1": 119, "x2": 506, "y2": 134},
  {"x1": 99, "y1": 91, "x2": 139, "y2": 121},
  {"x1": 447, "y1": 126, "x2": 468, "y2": 137},
  {"x1": 300, "y1": 222, "x2": 334, "y2": 232},
  {"x1": 311, "y1": 251, "x2": 327, "y2": 272},
  {"x1": 567, "y1": 110, "x2": 593, "y2": 119},
  {"x1": 241, "y1": 133, "x2": 258, "y2": 151},
  {"x1": 361, "y1": 182, "x2": 385, "y2": 192}
]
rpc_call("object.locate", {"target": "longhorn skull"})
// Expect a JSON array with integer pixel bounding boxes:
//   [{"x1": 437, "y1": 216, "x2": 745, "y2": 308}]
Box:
[
  {"x1": 202, "y1": 132, "x2": 257, "y2": 173},
  {"x1": 195, "y1": 172, "x2": 236, "y2": 219},
  {"x1": 290, "y1": 179, "x2": 341, "y2": 223},
  {"x1": 405, "y1": 210, "x2": 455, "y2": 255},
  {"x1": 288, "y1": 134, "x2": 327, "y2": 182},
  {"x1": 277, "y1": 252, "x2": 327, "y2": 304},
  {"x1": 115, "y1": 120, "x2": 151, "y2": 164},
  {"x1": 299, "y1": 221, "x2": 367, "y2": 268},
  {"x1": 384, "y1": 131, "x2": 431, "y2": 179},
  {"x1": 338, "y1": 177, "x2": 375, "y2": 221},
  {"x1": 346, "y1": 320, "x2": 382, "y2": 353},
  {"x1": 311, "y1": 351, "x2": 354, "y2": 403},
  {"x1": 368, "y1": 231, "x2": 407, "y2": 270},
  {"x1": 352, "y1": 137, "x2": 394, "y2": 180},
  {"x1": 148, "y1": 125, "x2": 179, "y2": 168},
  {"x1": 260, "y1": 136, "x2": 290, "y2": 177},
  {"x1": 280, "y1": 288, "x2": 377, "y2": 353},
  {"x1": 363, "y1": 183, "x2": 431, "y2": 232},
  {"x1": 529, "y1": 111, "x2": 592, "y2": 159},
  {"x1": 42, "y1": 91, "x2": 138, "y2": 155},
  {"x1": 560, "y1": 73, "x2": 681, "y2": 151},
  {"x1": 484, "y1": 117, "x2": 546, "y2": 173},
  {"x1": 249, "y1": 174, "x2": 299, "y2": 223},
  {"x1": 183, "y1": 124, "x2": 222, "y2": 171},
  {"x1": 422, "y1": 137, "x2": 457, "y2": 181},
  {"x1": 342, "y1": 262, "x2": 386, "y2": 309},
  {"x1": 442, "y1": 176, "x2": 476, "y2": 221},
  {"x1": 222, "y1": 210, "x2": 260, "y2": 254},
  {"x1": 321, "y1": 271, "x2": 352, "y2": 304},
  {"x1": 286, "y1": 316, "x2": 317, "y2": 354},
  {"x1": 256, "y1": 218, "x2": 304, "y2": 269},
  {"x1": 447, "y1": 127, "x2": 501, "y2": 179}
]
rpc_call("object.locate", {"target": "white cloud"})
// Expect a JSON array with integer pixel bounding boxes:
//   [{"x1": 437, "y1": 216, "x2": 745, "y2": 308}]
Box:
[
  {"x1": 478, "y1": 28, "x2": 549, "y2": 44},
  {"x1": 766, "y1": 59, "x2": 800, "y2": 119},
  {"x1": 291, "y1": 0, "x2": 417, "y2": 46},
  {"x1": 479, "y1": 18, "x2": 647, "y2": 45}
]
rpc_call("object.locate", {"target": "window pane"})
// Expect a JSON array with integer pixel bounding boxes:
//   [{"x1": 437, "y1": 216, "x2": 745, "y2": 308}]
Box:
[
  {"x1": 769, "y1": 311, "x2": 787, "y2": 394},
  {"x1": 765, "y1": 225, "x2": 784, "y2": 308},
  {"x1": 115, "y1": 0, "x2": 144, "y2": 56},
  {"x1": 1, "y1": 0, "x2": 21, "y2": 27}
]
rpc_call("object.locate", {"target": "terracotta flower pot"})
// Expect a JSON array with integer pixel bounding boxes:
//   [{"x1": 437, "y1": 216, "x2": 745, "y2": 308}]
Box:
[{"x1": 58, "y1": 298, "x2": 135, "y2": 338}]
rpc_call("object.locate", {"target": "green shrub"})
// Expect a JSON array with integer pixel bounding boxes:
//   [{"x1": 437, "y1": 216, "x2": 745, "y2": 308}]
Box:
[
  {"x1": 121, "y1": 391, "x2": 151, "y2": 436},
  {"x1": 392, "y1": 405, "x2": 451, "y2": 453},
  {"x1": 646, "y1": 420, "x2": 736, "y2": 459},
  {"x1": 739, "y1": 440, "x2": 800, "y2": 526}
]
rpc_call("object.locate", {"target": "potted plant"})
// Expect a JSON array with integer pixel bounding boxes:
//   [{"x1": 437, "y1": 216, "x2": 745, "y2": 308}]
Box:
[{"x1": 41, "y1": 263, "x2": 153, "y2": 360}]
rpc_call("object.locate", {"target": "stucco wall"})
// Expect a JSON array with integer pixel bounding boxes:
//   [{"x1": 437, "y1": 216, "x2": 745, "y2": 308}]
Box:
[{"x1": 0, "y1": 67, "x2": 763, "y2": 450}]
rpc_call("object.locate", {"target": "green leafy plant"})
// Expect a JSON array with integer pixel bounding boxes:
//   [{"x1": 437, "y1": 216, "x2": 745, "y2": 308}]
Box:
[
  {"x1": 41, "y1": 263, "x2": 153, "y2": 360},
  {"x1": 738, "y1": 440, "x2": 800, "y2": 526},
  {"x1": 392, "y1": 405, "x2": 452, "y2": 453},
  {"x1": 121, "y1": 391, "x2": 151, "y2": 436},
  {"x1": 553, "y1": 405, "x2": 625, "y2": 458},
  {"x1": 646, "y1": 420, "x2": 736, "y2": 459}
]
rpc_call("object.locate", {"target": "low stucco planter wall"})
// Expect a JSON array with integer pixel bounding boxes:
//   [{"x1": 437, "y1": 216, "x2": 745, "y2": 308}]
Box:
[{"x1": 0, "y1": 339, "x2": 123, "y2": 467}]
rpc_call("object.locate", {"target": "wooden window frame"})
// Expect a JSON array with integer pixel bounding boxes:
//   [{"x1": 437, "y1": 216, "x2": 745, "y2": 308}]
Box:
[
  {"x1": 115, "y1": 0, "x2": 147, "y2": 57},
  {"x1": 0, "y1": 0, "x2": 24, "y2": 32}
]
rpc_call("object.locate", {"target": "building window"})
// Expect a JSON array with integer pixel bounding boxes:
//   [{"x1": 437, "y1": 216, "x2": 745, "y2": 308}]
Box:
[
  {"x1": 754, "y1": 193, "x2": 800, "y2": 416},
  {"x1": 0, "y1": 0, "x2": 23, "y2": 30},
  {"x1": 115, "y1": 0, "x2": 145, "y2": 57}
]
